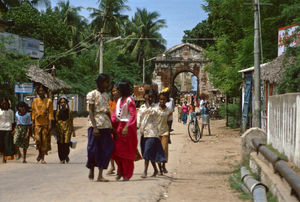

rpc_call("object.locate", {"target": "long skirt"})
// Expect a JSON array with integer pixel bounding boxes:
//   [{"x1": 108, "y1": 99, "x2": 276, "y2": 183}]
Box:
[
  {"x1": 14, "y1": 125, "x2": 30, "y2": 149},
  {"x1": 141, "y1": 137, "x2": 166, "y2": 162},
  {"x1": 34, "y1": 125, "x2": 51, "y2": 155},
  {"x1": 182, "y1": 112, "x2": 188, "y2": 124},
  {"x1": 58, "y1": 143, "x2": 70, "y2": 161},
  {"x1": 159, "y1": 136, "x2": 169, "y2": 162},
  {"x1": 0, "y1": 130, "x2": 17, "y2": 160},
  {"x1": 86, "y1": 127, "x2": 114, "y2": 169},
  {"x1": 114, "y1": 155, "x2": 134, "y2": 179}
]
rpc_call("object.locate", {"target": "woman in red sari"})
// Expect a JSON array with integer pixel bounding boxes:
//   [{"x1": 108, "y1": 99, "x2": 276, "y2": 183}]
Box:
[{"x1": 111, "y1": 81, "x2": 138, "y2": 181}]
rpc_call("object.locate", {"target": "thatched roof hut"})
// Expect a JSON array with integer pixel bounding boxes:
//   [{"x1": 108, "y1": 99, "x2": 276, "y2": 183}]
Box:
[
  {"x1": 261, "y1": 53, "x2": 296, "y2": 84},
  {"x1": 27, "y1": 66, "x2": 71, "y2": 92}
]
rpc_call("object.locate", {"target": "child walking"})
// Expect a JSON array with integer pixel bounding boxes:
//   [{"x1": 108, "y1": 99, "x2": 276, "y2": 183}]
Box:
[
  {"x1": 86, "y1": 73, "x2": 114, "y2": 182},
  {"x1": 0, "y1": 98, "x2": 16, "y2": 163},
  {"x1": 14, "y1": 102, "x2": 31, "y2": 163},
  {"x1": 111, "y1": 81, "x2": 138, "y2": 181},
  {"x1": 138, "y1": 89, "x2": 166, "y2": 178},
  {"x1": 157, "y1": 92, "x2": 172, "y2": 174},
  {"x1": 181, "y1": 101, "x2": 188, "y2": 124},
  {"x1": 55, "y1": 97, "x2": 75, "y2": 164}
]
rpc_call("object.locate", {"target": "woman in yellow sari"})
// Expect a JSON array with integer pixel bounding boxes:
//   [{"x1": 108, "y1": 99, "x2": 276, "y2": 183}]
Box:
[{"x1": 32, "y1": 85, "x2": 54, "y2": 164}]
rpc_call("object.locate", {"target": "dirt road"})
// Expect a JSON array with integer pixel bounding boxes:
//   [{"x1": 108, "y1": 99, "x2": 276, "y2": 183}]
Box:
[{"x1": 0, "y1": 113, "x2": 242, "y2": 202}]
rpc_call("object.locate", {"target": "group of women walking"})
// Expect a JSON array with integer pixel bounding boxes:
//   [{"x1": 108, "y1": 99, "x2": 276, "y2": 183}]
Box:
[
  {"x1": 0, "y1": 85, "x2": 75, "y2": 164},
  {"x1": 1, "y1": 73, "x2": 172, "y2": 183},
  {"x1": 86, "y1": 73, "x2": 172, "y2": 182}
]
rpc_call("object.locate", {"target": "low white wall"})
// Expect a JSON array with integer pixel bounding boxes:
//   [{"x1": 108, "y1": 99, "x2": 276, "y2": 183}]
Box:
[{"x1": 268, "y1": 93, "x2": 300, "y2": 167}]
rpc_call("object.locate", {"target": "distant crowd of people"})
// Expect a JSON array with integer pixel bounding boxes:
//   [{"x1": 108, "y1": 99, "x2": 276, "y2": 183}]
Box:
[{"x1": 177, "y1": 98, "x2": 211, "y2": 135}]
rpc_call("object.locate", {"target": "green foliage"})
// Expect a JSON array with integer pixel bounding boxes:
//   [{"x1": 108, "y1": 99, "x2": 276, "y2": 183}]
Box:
[
  {"x1": 123, "y1": 8, "x2": 166, "y2": 66},
  {"x1": 182, "y1": 20, "x2": 214, "y2": 49},
  {"x1": 277, "y1": 46, "x2": 300, "y2": 93},
  {"x1": 228, "y1": 165, "x2": 252, "y2": 200},
  {"x1": 219, "y1": 102, "x2": 240, "y2": 128},
  {"x1": 0, "y1": 39, "x2": 35, "y2": 104},
  {"x1": 184, "y1": 0, "x2": 300, "y2": 98},
  {"x1": 1, "y1": 1, "x2": 166, "y2": 96},
  {"x1": 266, "y1": 144, "x2": 289, "y2": 161}
]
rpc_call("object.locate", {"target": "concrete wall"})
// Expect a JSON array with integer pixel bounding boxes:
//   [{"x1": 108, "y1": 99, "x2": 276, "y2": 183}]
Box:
[{"x1": 267, "y1": 93, "x2": 300, "y2": 167}]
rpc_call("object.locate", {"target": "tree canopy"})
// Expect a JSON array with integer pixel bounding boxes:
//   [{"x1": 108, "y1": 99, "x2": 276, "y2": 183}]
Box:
[
  {"x1": 183, "y1": 0, "x2": 300, "y2": 96},
  {"x1": 0, "y1": 1, "x2": 167, "y2": 97}
]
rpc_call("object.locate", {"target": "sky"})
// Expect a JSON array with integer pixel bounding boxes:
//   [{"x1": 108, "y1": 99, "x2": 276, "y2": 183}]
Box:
[{"x1": 50, "y1": 0, "x2": 208, "y2": 49}]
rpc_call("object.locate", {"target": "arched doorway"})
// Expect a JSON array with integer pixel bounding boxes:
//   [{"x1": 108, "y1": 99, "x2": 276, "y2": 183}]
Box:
[{"x1": 152, "y1": 43, "x2": 214, "y2": 99}]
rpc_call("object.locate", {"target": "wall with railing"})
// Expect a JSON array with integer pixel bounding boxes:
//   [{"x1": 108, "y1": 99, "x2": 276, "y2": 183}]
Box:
[{"x1": 267, "y1": 93, "x2": 300, "y2": 167}]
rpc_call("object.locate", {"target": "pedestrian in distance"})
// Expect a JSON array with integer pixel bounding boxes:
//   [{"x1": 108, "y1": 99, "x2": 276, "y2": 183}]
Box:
[
  {"x1": 86, "y1": 73, "x2": 114, "y2": 182},
  {"x1": 111, "y1": 81, "x2": 138, "y2": 181},
  {"x1": 188, "y1": 102, "x2": 195, "y2": 122},
  {"x1": 157, "y1": 92, "x2": 172, "y2": 174},
  {"x1": 181, "y1": 101, "x2": 188, "y2": 124},
  {"x1": 0, "y1": 98, "x2": 16, "y2": 163},
  {"x1": 107, "y1": 85, "x2": 120, "y2": 175},
  {"x1": 177, "y1": 102, "x2": 182, "y2": 123},
  {"x1": 31, "y1": 85, "x2": 54, "y2": 164},
  {"x1": 138, "y1": 89, "x2": 166, "y2": 178},
  {"x1": 14, "y1": 102, "x2": 31, "y2": 163},
  {"x1": 200, "y1": 101, "x2": 211, "y2": 136},
  {"x1": 55, "y1": 97, "x2": 75, "y2": 164}
]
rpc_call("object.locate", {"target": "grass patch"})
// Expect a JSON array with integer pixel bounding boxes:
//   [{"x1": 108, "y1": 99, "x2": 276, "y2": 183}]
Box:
[
  {"x1": 229, "y1": 164, "x2": 278, "y2": 202},
  {"x1": 229, "y1": 165, "x2": 252, "y2": 201},
  {"x1": 266, "y1": 144, "x2": 288, "y2": 161}
]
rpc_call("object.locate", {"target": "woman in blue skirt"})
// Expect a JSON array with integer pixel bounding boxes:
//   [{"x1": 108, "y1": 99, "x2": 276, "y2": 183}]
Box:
[
  {"x1": 138, "y1": 89, "x2": 166, "y2": 178},
  {"x1": 86, "y1": 74, "x2": 114, "y2": 182}
]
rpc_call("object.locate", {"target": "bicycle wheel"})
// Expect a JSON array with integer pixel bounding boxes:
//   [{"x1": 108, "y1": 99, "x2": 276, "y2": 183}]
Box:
[{"x1": 188, "y1": 121, "x2": 201, "y2": 142}]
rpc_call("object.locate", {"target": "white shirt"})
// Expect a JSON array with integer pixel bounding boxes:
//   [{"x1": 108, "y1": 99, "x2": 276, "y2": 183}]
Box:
[
  {"x1": 137, "y1": 104, "x2": 159, "y2": 138},
  {"x1": 166, "y1": 98, "x2": 175, "y2": 112},
  {"x1": 0, "y1": 109, "x2": 14, "y2": 131}
]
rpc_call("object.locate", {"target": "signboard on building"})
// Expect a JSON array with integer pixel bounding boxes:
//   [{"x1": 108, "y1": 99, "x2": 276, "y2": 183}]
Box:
[
  {"x1": 15, "y1": 83, "x2": 34, "y2": 94},
  {"x1": 278, "y1": 24, "x2": 300, "y2": 56}
]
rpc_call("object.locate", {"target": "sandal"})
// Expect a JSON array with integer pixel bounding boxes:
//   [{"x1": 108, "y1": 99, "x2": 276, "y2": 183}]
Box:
[
  {"x1": 97, "y1": 178, "x2": 109, "y2": 182},
  {"x1": 116, "y1": 174, "x2": 122, "y2": 181},
  {"x1": 107, "y1": 168, "x2": 115, "y2": 175},
  {"x1": 41, "y1": 160, "x2": 47, "y2": 164}
]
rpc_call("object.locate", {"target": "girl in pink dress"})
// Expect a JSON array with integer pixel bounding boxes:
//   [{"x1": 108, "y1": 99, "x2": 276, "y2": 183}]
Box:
[
  {"x1": 112, "y1": 81, "x2": 138, "y2": 181},
  {"x1": 181, "y1": 101, "x2": 188, "y2": 124}
]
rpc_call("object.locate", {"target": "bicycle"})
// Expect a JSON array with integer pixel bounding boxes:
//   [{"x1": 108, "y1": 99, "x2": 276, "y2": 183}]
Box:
[{"x1": 188, "y1": 112, "x2": 202, "y2": 142}]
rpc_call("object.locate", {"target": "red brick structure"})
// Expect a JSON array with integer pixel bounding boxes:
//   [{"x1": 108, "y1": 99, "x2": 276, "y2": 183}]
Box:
[{"x1": 152, "y1": 43, "x2": 214, "y2": 97}]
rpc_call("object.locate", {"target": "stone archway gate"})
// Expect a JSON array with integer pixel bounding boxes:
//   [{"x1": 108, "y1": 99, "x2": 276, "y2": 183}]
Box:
[{"x1": 152, "y1": 43, "x2": 215, "y2": 97}]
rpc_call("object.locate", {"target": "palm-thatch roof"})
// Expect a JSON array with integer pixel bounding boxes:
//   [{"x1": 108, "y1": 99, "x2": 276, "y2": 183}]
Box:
[
  {"x1": 27, "y1": 65, "x2": 71, "y2": 91},
  {"x1": 261, "y1": 53, "x2": 296, "y2": 84}
]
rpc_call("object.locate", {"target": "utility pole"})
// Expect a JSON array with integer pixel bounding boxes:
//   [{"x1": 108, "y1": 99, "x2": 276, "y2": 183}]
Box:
[
  {"x1": 245, "y1": 1, "x2": 272, "y2": 128},
  {"x1": 99, "y1": 28, "x2": 103, "y2": 74},
  {"x1": 253, "y1": 0, "x2": 261, "y2": 128}
]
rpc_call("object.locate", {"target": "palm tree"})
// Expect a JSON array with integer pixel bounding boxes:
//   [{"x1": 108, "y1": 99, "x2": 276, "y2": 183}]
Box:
[
  {"x1": 56, "y1": 0, "x2": 86, "y2": 48},
  {"x1": 88, "y1": 0, "x2": 129, "y2": 36},
  {"x1": 0, "y1": 0, "x2": 50, "y2": 13},
  {"x1": 124, "y1": 8, "x2": 167, "y2": 65}
]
